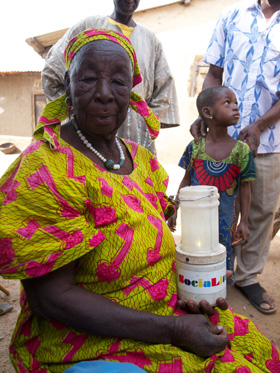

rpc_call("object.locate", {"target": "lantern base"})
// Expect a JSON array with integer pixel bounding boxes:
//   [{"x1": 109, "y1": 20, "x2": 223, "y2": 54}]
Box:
[{"x1": 176, "y1": 244, "x2": 227, "y2": 306}]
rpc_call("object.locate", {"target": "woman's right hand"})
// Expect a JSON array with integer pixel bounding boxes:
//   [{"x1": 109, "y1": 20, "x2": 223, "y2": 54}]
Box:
[
  {"x1": 189, "y1": 117, "x2": 207, "y2": 144},
  {"x1": 171, "y1": 313, "x2": 228, "y2": 357}
]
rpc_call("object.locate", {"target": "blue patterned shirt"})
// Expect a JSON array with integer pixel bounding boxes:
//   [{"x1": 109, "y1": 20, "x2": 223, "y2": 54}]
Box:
[{"x1": 204, "y1": 0, "x2": 280, "y2": 154}]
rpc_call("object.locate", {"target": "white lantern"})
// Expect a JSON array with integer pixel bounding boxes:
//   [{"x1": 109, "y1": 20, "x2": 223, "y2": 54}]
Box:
[{"x1": 175, "y1": 185, "x2": 227, "y2": 306}]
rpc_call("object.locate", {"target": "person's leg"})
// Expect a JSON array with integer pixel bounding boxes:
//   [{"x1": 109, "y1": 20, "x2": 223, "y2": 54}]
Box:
[
  {"x1": 234, "y1": 153, "x2": 280, "y2": 312},
  {"x1": 272, "y1": 202, "x2": 280, "y2": 239}
]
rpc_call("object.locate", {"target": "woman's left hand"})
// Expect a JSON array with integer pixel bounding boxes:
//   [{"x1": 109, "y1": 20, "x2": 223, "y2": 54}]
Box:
[{"x1": 178, "y1": 297, "x2": 228, "y2": 316}]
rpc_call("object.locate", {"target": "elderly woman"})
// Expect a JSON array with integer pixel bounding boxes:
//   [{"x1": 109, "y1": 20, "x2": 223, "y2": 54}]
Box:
[{"x1": 0, "y1": 29, "x2": 279, "y2": 373}]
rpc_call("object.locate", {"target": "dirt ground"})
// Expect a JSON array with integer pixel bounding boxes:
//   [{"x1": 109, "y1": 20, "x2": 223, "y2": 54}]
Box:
[{"x1": 1, "y1": 235, "x2": 279, "y2": 372}]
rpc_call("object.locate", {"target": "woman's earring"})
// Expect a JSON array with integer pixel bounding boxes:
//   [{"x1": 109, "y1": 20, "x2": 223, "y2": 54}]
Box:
[
  {"x1": 209, "y1": 116, "x2": 213, "y2": 120},
  {"x1": 65, "y1": 96, "x2": 74, "y2": 116}
]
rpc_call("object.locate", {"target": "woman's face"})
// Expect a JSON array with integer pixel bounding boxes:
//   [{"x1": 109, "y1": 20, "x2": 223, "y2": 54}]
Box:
[{"x1": 68, "y1": 41, "x2": 133, "y2": 138}]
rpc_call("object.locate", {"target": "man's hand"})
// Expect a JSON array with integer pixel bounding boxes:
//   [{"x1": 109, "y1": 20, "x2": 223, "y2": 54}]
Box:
[
  {"x1": 238, "y1": 123, "x2": 261, "y2": 157},
  {"x1": 189, "y1": 117, "x2": 207, "y2": 144}
]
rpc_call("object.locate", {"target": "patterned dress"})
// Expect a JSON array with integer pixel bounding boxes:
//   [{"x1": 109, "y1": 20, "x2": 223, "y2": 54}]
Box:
[
  {"x1": 0, "y1": 128, "x2": 278, "y2": 373},
  {"x1": 179, "y1": 138, "x2": 256, "y2": 272}
]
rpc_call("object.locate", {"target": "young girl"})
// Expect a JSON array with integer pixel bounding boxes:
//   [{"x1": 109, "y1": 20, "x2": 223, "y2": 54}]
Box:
[{"x1": 168, "y1": 86, "x2": 256, "y2": 282}]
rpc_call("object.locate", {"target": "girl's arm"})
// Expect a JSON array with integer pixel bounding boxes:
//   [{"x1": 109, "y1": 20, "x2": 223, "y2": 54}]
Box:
[
  {"x1": 167, "y1": 170, "x2": 191, "y2": 232},
  {"x1": 235, "y1": 181, "x2": 251, "y2": 243}
]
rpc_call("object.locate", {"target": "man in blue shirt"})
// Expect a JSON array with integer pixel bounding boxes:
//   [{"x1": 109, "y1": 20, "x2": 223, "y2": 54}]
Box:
[{"x1": 191, "y1": 0, "x2": 280, "y2": 314}]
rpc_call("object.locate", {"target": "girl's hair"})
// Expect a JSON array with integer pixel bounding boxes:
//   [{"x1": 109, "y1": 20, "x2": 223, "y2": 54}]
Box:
[{"x1": 196, "y1": 86, "x2": 229, "y2": 118}]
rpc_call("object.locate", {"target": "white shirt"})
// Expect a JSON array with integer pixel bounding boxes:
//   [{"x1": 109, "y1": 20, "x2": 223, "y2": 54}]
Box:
[{"x1": 204, "y1": 0, "x2": 280, "y2": 154}]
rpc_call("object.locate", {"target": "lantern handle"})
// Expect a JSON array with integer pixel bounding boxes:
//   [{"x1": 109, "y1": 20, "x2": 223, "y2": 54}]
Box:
[{"x1": 168, "y1": 191, "x2": 215, "y2": 206}]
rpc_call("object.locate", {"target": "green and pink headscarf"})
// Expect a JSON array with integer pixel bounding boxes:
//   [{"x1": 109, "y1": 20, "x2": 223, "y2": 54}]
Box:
[{"x1": 35, "y1": 28, "x2": 160, "y2": 146}]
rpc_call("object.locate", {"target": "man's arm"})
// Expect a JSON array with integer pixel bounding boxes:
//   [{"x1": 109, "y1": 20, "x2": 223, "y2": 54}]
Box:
[
  {"x1": 148, "y1": 39, "x2": 180, "y2": 128},
  {"x1": 41, "y1": 17, "x2": 104, "y2": 101},
  {"x1": 42, "y1": 38, "x2": 68, "y2": 101},
  {"x1": 202, "y1": 64, "x2": 223, "y2": 90},
  {"x1": 42, "y1": 29, "x2": 76, "y2": 101}
]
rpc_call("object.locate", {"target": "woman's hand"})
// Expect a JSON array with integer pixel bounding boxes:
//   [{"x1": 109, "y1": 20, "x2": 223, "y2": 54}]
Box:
[
  {"x1": 178, "y1": 297, "x2": 228, "y2": 316},
  {"x1": 189, "y1": 117, "x2": 207, "y2": 144},
  {"x1": 170, "y1": 297, "x2": 228, "y2": 356},
  {"x1": 171, "y1": 313, "x2": 228, "y2": 357}
]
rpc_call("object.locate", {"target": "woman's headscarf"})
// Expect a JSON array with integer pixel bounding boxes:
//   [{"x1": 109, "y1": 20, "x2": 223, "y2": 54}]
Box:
[{"x1": 34, "y1": 28, "x2": 160, "y2": 148}]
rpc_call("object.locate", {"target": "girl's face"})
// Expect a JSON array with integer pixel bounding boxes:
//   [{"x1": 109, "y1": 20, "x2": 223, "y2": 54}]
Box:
[{"x1": 210, "y1": 88, "x2": 240, "y2": 127}]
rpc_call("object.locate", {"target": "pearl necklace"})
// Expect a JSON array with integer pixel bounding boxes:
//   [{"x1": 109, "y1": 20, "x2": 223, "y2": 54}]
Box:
[{"x1": 72, "y1": 118, "x2": 125, "y2": 170}]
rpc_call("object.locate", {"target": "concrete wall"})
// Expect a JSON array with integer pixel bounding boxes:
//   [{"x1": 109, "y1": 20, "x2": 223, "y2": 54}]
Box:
[{"x1": 0, "y1": 72, "x2": 42, "y2": 137}]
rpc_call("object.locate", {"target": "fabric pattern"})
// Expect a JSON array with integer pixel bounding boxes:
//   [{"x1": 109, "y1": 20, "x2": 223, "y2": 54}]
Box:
[
  {"x1": 41, "y1": 15, "x2": 180, "y2": 154},
  {"x1": 0, "y1": 128, "x2": 278, "y2": 372},
  {"x1": 204, "y1": 0, "x2": 280, "y2": 154},
  {"x1": 179, "y1": 138, "x2": 256, "y2": 272},
  {"x1": 64, "y1": 28, "x2": 140, "y2": 77}
]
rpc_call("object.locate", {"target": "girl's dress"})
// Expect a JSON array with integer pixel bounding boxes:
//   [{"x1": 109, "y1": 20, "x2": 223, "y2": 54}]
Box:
[{"x1": 179, "y1": 137, "x2": 256, "y2": 273}]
